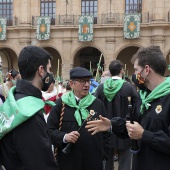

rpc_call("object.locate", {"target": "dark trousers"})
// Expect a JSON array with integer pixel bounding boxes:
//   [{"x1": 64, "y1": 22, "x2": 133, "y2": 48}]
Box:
[
  {"x1": 105, "y1": 148, "x2": 114, "y2": 170},
  {"x1": 105, "y1": 147, "x2": 132, "y2": 170}
]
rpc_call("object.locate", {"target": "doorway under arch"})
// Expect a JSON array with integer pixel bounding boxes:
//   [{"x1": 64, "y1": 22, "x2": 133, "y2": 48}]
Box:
[
  {"x1": 74, "y1": 46, "x2": 104, "y2": 77},
  {"x1": 117, "y1": 46, "x2": 140, "y2": 77},
  {"x1": 0, "y1": 48, "x2": 18, "y2": 74}
]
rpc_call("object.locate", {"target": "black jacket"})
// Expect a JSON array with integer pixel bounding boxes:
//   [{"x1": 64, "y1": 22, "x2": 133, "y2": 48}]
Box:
[
  {"x1": 0, "y1": 79, "x2": 58, "y2": 170},
  {"x1": 47, "y1": 97, "x2": 111, "y2": 170},
  {"x1": 94, "y1": 81, "x2": 138, "y2": 149},
  {"x1": 110, "y1": 91, "x2": 170, "y2": 170}
]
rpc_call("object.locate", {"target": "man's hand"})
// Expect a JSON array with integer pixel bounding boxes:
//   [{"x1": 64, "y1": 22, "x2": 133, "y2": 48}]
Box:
[
  {"x1": 126, "y1": 121, "x2": 144, "y2": 139},
  {"x1": 65, "y1": 131, "x2": 80, "y2": 143},
  {"x1": 85, "y1": 115, "x2": 111, "y2": 135}
]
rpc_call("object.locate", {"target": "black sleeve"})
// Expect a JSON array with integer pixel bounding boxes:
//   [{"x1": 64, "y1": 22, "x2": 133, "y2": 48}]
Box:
[
  {"x1": 100, "y1": 101, "x2": 111, "y2": 160},
  {"x1": 111, "y1": 117, "x2": 129, "y2": 139},
  {"x1": 131, "y1": 85, "x2": 138, "y2": 107},
  {"x1": 94, "y1": 84, "x2": 103, "y2": 100},
  {"x1": 13, "y1": 111, "x2": 58, "y2": 170},
  {"x1": 47, "y1": 98, "x2": 66, "y2": 147},
  {"x1": 142, "y1": 130, "x2": 170, "y2": 155}
]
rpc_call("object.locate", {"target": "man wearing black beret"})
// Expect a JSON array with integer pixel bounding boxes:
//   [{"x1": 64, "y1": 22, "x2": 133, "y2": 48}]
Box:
[{"x1": 47, "y1": 67, "x2": 111, "y2": 170}]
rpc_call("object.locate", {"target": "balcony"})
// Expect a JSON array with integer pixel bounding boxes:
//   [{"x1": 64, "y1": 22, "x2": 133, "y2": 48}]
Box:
[
  {"x1": 32, "y1": 13, "x2": 150, "y2": 26},
  {"x1": 100, "y1": 12, "x2": 150, "y2": 24},
  {"x1": 0, "y1": 16, "x2": 18, "y2": 26}
]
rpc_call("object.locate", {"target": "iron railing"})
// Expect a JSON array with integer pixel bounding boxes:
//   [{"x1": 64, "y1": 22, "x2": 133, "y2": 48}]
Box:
[
  {"x1": 0, "y1": 16, "x2": 18, "y2": 26},
  {"x1": 32, "y1": 13, "x2": 150, "y2": 26},
  {"x1": 100, "y1": 12, "x2": 150, "y2": 24},
  {"x1": 2, "y1": 12, "x2": 170, "y2": 27}
]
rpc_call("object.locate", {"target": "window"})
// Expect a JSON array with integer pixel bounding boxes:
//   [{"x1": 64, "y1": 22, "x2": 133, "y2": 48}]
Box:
[
  {"x1": 40, "y1": 0, "x2": 56, "y2": 25},
  {"x1": 0, "y1": 0, "x2": 13, "y2": 26},
  {"x1": 81, "y1": 0, "x2": 98, "y2": 24},
  {"x1": 125, "y1": 0, "x2": 142, "y2": 14}
]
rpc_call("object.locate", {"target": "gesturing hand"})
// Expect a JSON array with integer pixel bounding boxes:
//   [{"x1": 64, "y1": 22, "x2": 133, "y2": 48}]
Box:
[{"x1": 85, "y1": 115, "x2": 111, "y2": 135}]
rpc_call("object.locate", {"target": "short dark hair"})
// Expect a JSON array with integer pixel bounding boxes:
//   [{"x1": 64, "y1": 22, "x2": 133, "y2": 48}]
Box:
[
  {"x1": 131, "y1": 46, "x2": 167, "y2": 76},
  {"x1": 109, "y1": 60, "x2": 124, "y2": 76},
  {"x1": 18, "y1": 46, "x2": 52, "y2": 80}
]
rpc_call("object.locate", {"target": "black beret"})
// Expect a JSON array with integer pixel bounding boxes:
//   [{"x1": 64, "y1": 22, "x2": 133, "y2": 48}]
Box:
[{"x1": 70, "y1": 67, "x2": 92, "y2": 79}]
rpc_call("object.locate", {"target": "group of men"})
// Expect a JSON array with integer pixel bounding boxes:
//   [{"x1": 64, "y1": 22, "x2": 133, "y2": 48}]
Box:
[{"x1": 0, "y1": 45, "x2": 170, "y2": 170}]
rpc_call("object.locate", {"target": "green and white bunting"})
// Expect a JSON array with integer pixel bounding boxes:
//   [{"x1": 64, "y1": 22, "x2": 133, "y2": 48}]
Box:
[
  {"x1": 78, "y1": 15, "x2": 93, "y2": 41},
  {"x1": 124, "y1": 14, "x2": 141, "y2": 39},
  {"x1": 36, "y1": 16, "x2": 51, "y2": 40},
  {"x1": 0, "y1": 18, "x2": 6, "y2": 40}
]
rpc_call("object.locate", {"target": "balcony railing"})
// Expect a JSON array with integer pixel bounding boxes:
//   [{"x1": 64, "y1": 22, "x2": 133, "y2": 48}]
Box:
[
  {"x1": 168, "y1": 11, "x2": 170, "y2": 22},
  {"x1": 0, "y1": 16, "x2": 18, "y2": 26},
  {"x1": 32, "y1": 13, "x2": 150, "y2": 26},
  {"x1": 100, "y1": 12, "x2": 150, "y2": 24}
]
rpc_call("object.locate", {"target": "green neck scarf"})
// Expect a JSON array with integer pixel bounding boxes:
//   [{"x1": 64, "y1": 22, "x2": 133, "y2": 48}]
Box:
[
  {"x1": 61, "y1": 90, "x2": 96, "y2": 126},
  {"x1": 103, "y1": 78, "x2": 125, "y2": 102},
  {"x1": 0, "y1": 87, "x2": 55, "y2": 139},
  {"x1": 139, "y1": 77, "x2": 170, "y2": 114}
]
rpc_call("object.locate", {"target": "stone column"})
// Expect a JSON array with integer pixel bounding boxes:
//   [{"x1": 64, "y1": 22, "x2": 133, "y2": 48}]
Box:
[
  {"x1": 151, "y1": 27, "x2": 165, "y2": 54},
  {"x1": 104, "y1": 37, "x2": 116, "y2": 70},
  {"x1": 16, "y1": 0, "x2": 32, "y2": 47},
  {"x1": 18, "y1": 0, "x2": 31, "y2": 25},
  {"x1": 152, "y1": 0, "x2": 165, "y2": 21},
  {"x1": 61, "y1": 37, "x2": 73, "y2": 80}
]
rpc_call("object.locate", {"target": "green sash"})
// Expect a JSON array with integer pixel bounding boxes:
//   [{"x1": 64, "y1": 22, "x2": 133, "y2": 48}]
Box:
[
  {"x1": 139, "y1": 77, "x2": 170, "y2": 114},
  {"x1": 103, "y1": 78, "x2": 125, "y2": 102},
  {"x1": 61, "y1": 91, "x2": 96, "y2": 126},
  {"x1": 0, "y1": 87, "x2": 55, "y2": 140}
]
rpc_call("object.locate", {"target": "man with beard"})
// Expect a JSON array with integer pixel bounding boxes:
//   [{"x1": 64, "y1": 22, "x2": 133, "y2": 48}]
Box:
[
  {"x1": 86, "y1": 46, "x2": 170, "y2": 170},
  {"x1": 0, "y1": 46, "x2": 58, "y2": 170},
  {"x1": 47, "y1": 67, "x2": 111, "y2": 170}
]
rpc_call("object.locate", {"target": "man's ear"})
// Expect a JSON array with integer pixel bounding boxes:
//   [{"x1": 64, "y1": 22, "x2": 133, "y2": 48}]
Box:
[
  {"x1": 145, "y1": 65, "x2": 150, "y2": 75},
  {"x1": 69, "y1": 80, "x2": 74, "y2": 89},
  {"x1": 37, "y1": 65, "x2": 44, "y2": 77}
]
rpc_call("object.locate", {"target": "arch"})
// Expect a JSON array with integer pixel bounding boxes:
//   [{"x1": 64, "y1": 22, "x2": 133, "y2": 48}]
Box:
[
  {"x1": 72, "y1": 44, "x2": 105, "y2": 64},
  {"x1": 165, "y1": 50, "x2": 170, "y2": 76},
  {"x1": 0, "y1": 47, "x2": 18, "y2": 74},
  {"x1": 115, "y1": 44, "x2": 142, "y2": 59},
  {"x1": 41, "y1": 46, "x2": 62, "y2": 77},
  {"x1": 40, "y1": 45, "x2": 62, "y2": 60},
  {"x1": 116, "y1": 45, "x2": 141, "y2": 77},
  {"x1": 164, "y1": 47, "x2": 170, "y2": 60},
  {"x1": 72, "y1": 45, "x2": 105, "y2": 77}
]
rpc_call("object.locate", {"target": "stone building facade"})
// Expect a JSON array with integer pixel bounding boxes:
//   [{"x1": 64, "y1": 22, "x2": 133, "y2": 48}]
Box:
[{"x1": 0, "y1": 0, "x2": 170, "y2": 79}]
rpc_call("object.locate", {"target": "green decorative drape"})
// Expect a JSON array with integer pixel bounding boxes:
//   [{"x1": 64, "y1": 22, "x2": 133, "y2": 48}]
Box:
[
  {"x1": 78, "y1": 15, "x2": 93, "y2": 41},
  {"x1": 0, "y1": 18, "x2": 6, "y2": 40},
  {"x1": 124, "y1": 14, "x2": 141, "y2": 39},
  {"x1": 36, "y1": 16, "x2": 51, "y2": 40}
]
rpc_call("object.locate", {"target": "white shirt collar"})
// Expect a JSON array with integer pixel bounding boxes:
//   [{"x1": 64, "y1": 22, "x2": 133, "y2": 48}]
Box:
[
  {"x1": 75, "y1": 95, "x2": 80, "y2": 101},
  {"x1": 112, "y1": 76, "x2": 122, "y2": 80}
]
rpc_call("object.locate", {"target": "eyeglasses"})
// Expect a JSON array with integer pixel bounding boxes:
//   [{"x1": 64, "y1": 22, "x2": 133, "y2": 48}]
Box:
[{"x1": 74, "y1": 79, "x2": 91, "y2": 85}]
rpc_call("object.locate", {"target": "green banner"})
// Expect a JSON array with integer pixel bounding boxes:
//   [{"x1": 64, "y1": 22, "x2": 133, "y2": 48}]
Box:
[
  {"x1": 78, "y1": 15, "x2": 93, "y2": 41},
  {"x1": 0, "y1": 18, "x2": 6, "y2": 40},
  {"x1": 36, "y1": 16, "x2": 51, "y2": 40},
  {"x1": 124, "y1": 14, "x2": 141, "y2": 39}
]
